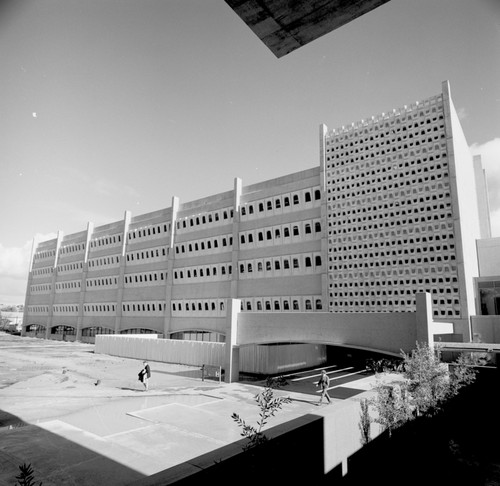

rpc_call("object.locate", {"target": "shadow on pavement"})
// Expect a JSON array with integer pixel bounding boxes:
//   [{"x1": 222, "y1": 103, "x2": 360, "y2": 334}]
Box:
[{"x1": 0, "y1": 408, "x2": 146, "y2": 486}]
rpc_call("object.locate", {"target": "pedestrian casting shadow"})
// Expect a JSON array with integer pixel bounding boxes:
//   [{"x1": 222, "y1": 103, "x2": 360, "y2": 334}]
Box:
[
  {"x1": 0, "y1": 409, "x2": 146, "y2": 485},
  {"x1": 153, "y1": 369, "x2": 202, "y2": 379}
]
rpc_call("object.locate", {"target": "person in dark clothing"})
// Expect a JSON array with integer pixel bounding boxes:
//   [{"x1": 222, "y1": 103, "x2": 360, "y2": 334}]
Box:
[
  {"x1": 316, "y1": 369, "x2": 332, "y2": 405},
  {"x1": 139, "y1": 361, "x2": 151, "y2": 391}
]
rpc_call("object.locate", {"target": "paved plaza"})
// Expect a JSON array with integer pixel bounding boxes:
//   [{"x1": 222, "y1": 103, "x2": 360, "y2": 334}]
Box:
[{"x1": 0, "y1": 334, "x2": 377, "y2": 485}]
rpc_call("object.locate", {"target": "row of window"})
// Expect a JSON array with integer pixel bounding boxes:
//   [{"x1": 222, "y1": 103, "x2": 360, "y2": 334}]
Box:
[
  {"x1": 329, "y1": 300, "x2": 460, "y2": 317},
  {"x1": 330, "y1": 160, "x2": 448, "y2": 192},
  {"x1": 55, "y1": 281, "x2": 81, "y2": 292},
  {"x1": 326, "y1": 96, "x2": 443, "y2": 140},
  {"x1": 90, "y1": 234, "x2": 122, "y2": 249},
  {"x1": 88, "y1": 256, "x2": 120, "y2": 269},
  {"x1": 83, "y1": 303, "x2": 117, "y2": 315},
  {"x1": 128, "y1": 223, "x2": 171, "y2": 241},
  {"x1": 28, "y1": 306, "x2": 50, "y2": 313},
  {"x1": 239, "y1": 220, "x2": 322, "y2": 248},
  {"x1": 330, "y1": 265, "x2": 458, "y2": 282},
  {"x1": 121, "y1": 301, "x2": 167, "y2": 315},
  {"x1": 331, "y1": 233, "x2": 454, "y2": 252},
  {"x1": 57, "y1": 262, "x2": 84, "y2": 274},
  {"x1": 240, "y1": 188, "x2": 321, "y2": 218},
  {"x1": 327, "y1": 125, "x2": 445, "y2": 156},
  {"x1": 171, "y1": 299, "x2": 227, "y2": 316},
  {"x1": 124, "y1": 271, "x2": 167, "y2": 287},
  {"x1": 87, "y1": 276, "x2": 119, "y2": 289},
  {"x1": 328, "y1": 171, "x2": 449, "y2": 198},
  {"x1": 125, "y1": 246, "x2": 168, "y2": 264},
  {"x1": 53, "y1": 305, "x2": 79, "y2": 314},
  {"x1": 176, "y1": 208, "x2": 234, "y2": 232},
  {"x1": 174, "y1": 264, "x2": 232, "y2": 282},
  {"x1": 34, "y1": 249, "x2": 56, "y2": 261},
  {"x1": 60, "y1": 243, "x2": 85, "y2": 255},
  {"x1": 239, "y1": 296, "x2": 323, "y2": 312},
  {"x1": 32, "y1": 267, "x2": 54, "y2": 277},
  {"x1": 238, "y1": 253, "x2": 323, "y2": 278},
  {"x1": 331, "y1": 276, "x2": 458, "y2": 289},
  {"x1": 30, "y1": 284, "x2": 52, "y2": 293},
  {"x1": 174, "y1": 235, "x2": 233, "y2": 257},
  {"x1": 331, "y1": 152, "x2": 446, "y2": 181},
  {"x1": 331, "y1": 191, "x2": 450, "y2": 216},
  {"x1": 329, "y1": 213, "x2": 452, "y2": 236}
]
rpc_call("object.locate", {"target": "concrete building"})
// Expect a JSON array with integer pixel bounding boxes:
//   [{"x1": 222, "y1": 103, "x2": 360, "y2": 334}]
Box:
[
  {"x1": 225, "y1": 0, "x2": 392, "y2": 58},
  {"x1": 22, "y1": 81, "x2": 492, "y2": 369}
]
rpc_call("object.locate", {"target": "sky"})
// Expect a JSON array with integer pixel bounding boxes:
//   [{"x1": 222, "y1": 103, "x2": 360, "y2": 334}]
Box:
[{"x1": 1, "y1": 0, "x2": 499, "y2": 304}]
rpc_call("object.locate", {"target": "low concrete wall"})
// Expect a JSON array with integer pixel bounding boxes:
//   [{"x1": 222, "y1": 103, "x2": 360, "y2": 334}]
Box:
[
  {"x1": 95, "y1": 336, "x2": 327, "y2": 375},
  {"x1": 95, "y1": 336, "x2": 225, "y2": 367},
  {"x1": 237, "y1": 311, "x2": 418, "y2": 356}
]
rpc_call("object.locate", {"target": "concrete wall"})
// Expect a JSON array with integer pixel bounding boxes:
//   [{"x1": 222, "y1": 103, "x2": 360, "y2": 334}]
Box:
[
  {"x1": 95, "y1": 335, "x2": 225, "y2": 367},
  {"x1": 236, "y1": 311, "x2": 419, "y2": 356},
  {"x1": 443, "y1": 81, "x2": 481, "y2": 337},
  {"x1": 239, "y1": 343, "x2": 327, "y2": 374},
  {"x1": 477, "y1": 237, "x2": 500, "y2": 277},
  {"x1": 471, "y1": 315, "x2": 500, "y2": 343}
]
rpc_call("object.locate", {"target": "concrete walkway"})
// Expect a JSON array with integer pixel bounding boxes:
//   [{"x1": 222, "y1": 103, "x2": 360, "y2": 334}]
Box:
[{"x1": 0, "y1": 335, "x2": 378, "y2": 485}]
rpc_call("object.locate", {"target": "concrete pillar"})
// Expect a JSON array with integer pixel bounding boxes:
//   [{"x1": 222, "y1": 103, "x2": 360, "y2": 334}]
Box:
[
  {"x1": 164, "y1": 196, "x2": 180, "y2": 338},
  {"x1": 319, "y1": 124, "x2": 329, "y2": 310},
  {"x1": 21, "y1": 236, "x2": 38, "y2": 336},
  {"x1": 114, "y1": 212, "x2": 131, "y2": 335},
  {"x1": 46, "y1": 231, "x2": 64, "y2": 340},
  {"x1": 76, "y1": 221, "x2": 94, "y2": 341},
  {"x1": 224, "y1": 298, "x2": 241, "y2": 383},
  {"x1": 415, "y1": 292, "x2": 434, "y2": 346}
]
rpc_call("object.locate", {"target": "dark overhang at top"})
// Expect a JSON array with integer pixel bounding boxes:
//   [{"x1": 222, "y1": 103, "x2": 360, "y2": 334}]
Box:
[{"x1": 225, "y1": 0, "x2": 392, "y2": 58}]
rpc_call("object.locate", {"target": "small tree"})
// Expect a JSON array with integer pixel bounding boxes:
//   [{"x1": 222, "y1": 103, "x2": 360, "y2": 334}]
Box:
[
  {"x1": 401, "y1": 342, "x2": 450, "y2": 416},
  {"x1": 358, "y1": 398, "x2": 372, "y2": 445},
  {"x1": 371, "y1": 380, "x2": 412, "y2": 436},
  {"x1": 232, "y1": 376, "x2": 291, "y2": 451},
  {"x1": 368, "y1": 343, "x2": 477, "y2": 437}
]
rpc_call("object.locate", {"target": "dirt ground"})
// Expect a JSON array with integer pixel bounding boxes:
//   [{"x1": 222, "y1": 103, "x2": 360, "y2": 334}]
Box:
[{"x1": 0, "y1": 332, "x2": 203, "y2": 427}]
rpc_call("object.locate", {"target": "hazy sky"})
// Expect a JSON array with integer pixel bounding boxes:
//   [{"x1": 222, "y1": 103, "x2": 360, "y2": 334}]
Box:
[{"x1": 1, "y1": 0, "x2": 499, "y2": 304}]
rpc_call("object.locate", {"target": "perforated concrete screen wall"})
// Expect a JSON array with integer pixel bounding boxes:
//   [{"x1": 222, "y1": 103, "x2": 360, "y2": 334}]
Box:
[{"x1": 325, "y1": 94, "x2": 461, "y2": 317}]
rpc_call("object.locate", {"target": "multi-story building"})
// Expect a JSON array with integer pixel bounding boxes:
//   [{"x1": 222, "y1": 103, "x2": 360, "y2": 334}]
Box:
[{"x1": 22, "y1": 81, "x2": 489, "y2": 347}]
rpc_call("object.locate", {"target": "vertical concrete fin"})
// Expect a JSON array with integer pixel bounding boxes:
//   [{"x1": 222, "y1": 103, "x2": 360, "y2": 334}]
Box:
[
  {"x1": 224, "y1": 298, "x2": 241, "y2": 383},
  {"x1": 415, "y1": 292, "x2": 434, "y2": 346}
]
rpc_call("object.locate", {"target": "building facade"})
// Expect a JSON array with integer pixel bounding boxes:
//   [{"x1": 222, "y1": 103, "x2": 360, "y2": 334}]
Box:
[{"x1": 23, "y1": 81, "x2": 487, "y2": 344}]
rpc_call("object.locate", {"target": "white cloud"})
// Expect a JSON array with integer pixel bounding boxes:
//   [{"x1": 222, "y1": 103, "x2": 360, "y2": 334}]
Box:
[
  {"x1": 456, "y1": 107, "x2": 468, "y2": 121},
  {"x1": 0, "y1": 233, "x2": 57, "y2": 279},
  {"x1": 470, "y1": 138, "x2": 500, "y2": 237},
  {"x1": 0, "y1": 233, "x2": 57, "y2": 304}
]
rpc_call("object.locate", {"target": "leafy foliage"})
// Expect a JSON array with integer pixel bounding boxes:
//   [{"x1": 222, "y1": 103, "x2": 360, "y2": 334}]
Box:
[
  {"x1": 365, "y1": 357, "x2": 404, "y2": 374},
  {"x1": 232, "y1": 376, "x2": 291, "y2": 451},
  {"x1": 371, "y1": 380, "x2": 413, "y2": 436},
  {"x1": 15, "y1": 463, "x2": 42, "y2": 486},
  {"x1": 358, "y1": 398, "x2": 371, "y2": 445},
  {"x1": 367, "y1": 342, "x2": 478, "y2": 437}
]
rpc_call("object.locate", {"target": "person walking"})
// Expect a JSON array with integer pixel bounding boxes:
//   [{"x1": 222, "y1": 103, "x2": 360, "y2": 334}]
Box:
[
  {"x1": 139, "y1": 361, "x2": 151, "y2": 391},
  {"x1": 316, "y1": 369, "x2": 332, "y2": 405}
]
